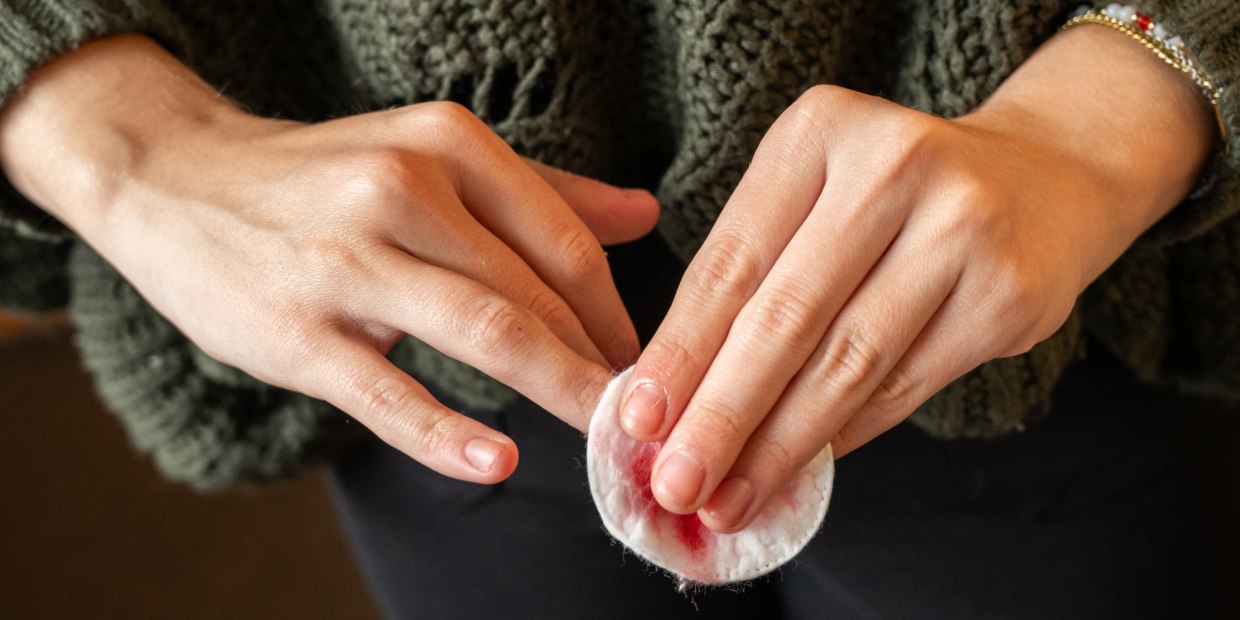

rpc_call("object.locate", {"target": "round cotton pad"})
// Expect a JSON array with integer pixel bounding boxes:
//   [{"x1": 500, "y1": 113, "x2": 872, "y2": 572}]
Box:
[{"x1": 587, "y1": 367, "x2": 835, "y2": 585}]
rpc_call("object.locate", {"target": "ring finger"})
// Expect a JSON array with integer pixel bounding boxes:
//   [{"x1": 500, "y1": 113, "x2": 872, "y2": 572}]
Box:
[{"x1": 696, "y1": 226, "x2": 961, "y2": 531}]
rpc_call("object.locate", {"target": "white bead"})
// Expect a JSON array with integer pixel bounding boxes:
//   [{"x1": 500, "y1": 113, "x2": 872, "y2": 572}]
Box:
[
  {"x1": 1072, "y1": 5, "x2": 1089, "y2": 17},
  {"x1": 1105, "y1": 3, "x2": 1123, "y2": 18},
  {"x1": 1152, "y1": 24, "x2": 1168, "y2": 41},
  {"x1": 1168, "y1": 35, "x2": 1184, "y2": 49},
  {"x1": 1118, "y1": 5, "x2": 1137, "y2": 21}
]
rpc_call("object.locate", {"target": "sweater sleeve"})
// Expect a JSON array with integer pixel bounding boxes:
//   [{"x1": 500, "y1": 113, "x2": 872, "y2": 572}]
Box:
[
  {"x1": 1081, "y1": 0, "x2": 1240, "y2": 404},
  {"x1": 1136, "y1": 0, "x2": 1240, "y2": 245},
  {"x1": 0, "y1": 1, "x2": 188, "y2": 311}
]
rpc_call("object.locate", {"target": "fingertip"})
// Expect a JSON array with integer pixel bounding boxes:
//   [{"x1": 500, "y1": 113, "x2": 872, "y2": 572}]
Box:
[
  {"x1": 698, "y1": 476, "x2": 757, "y2": 533},
  {"x1": 613, "y1": 188, "x2": 662, "y2": 242},
  {"x1": 651, "y1": 448, "x2": 706, "y2": 514}
]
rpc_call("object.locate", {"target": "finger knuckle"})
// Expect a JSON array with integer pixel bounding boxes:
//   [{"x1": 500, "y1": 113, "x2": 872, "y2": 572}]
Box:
[
  {"x1": 342, "y1": 149, "x2": 417, "y2": 208},
  {"x1": 870, "y1": 114, "x2": 943, "y2": 178},
  {"x1": 688, "y1": 231, "x2": 759, "y2": 304},
  {"x1": 794, "y1": 84, "x2": 855, "y2": 118},
  {"x1": 525, "y1": 287, "x2": 573, "y2": 334},
  {"x1": 466, "y1": 297, "x2": 532, "y2": 359},
  {"x1": 405, "y1": 412, "x2": 459, "y2": 458},
  {"x1": 643, "y1": 336, "x2": 697, "y2": 380},
  {"x1": 557, "y1": 227, "x2": 607, "y2": 282},
  {"x1": 354, "y1": 374, "x2": 416, "y2": 432},
  {"x1": 743, "y1": 286, "x2": 820, "y2": 344},
  {"x1": 943, "y1": 176, "x2": 1005, "y2": 241},
  {"x1": 300, "y1": 239, "x2": 372, "y2": 282},
  {"x1": 751, "y1": 435, "x2": 797, "y2": 477},
  {"x1": 412, "y1": 100, "x2": 483, "y2": 134},
  {"x1": 986, "y1": 258, "x2": 1040, "y2": 327},
  {"x1": 687, "y1": 397, "x2": 748, "y2": 441},
  {"x1": 809, "y1": 328, "x2": 883, "y2": 396},
  {"x1": 866, "y1": 364, "x2": 919, "y2": 411}
]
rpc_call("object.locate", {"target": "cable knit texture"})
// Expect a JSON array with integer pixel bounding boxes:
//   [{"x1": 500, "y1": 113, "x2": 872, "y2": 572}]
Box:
[{"x1": 0, "y1": 0, "x2": 1237, "y2": 487}]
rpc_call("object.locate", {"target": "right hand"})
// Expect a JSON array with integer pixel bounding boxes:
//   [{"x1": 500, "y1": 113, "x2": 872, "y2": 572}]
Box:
[{"x1": 0, "y1": 35, "x2": 660, "y2": 483}]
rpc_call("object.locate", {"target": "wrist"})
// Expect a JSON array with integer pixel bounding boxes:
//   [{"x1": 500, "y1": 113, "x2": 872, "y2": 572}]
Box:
[
  {"x1": 954, "y1": 23, "x2": 1216, "y2": 285},
  {"x1": 968, "y1": 24, "x2": 1214, "y2": 222},
  {"x1": 0, "y1": 35, "x2": 254, "y2": 236}
]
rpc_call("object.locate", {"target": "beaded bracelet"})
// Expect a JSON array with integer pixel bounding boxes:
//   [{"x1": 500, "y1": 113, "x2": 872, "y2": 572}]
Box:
[{"x1": 1063, "y1": 4, "x2": 1229, "y2": 147}]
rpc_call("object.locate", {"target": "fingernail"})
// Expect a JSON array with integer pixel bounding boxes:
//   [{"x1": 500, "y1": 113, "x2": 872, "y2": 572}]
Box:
[
  {"x1": 703, "y1": 477, "x2": 755, "y2": 529},
  {"x1": 621, "y1": 381, "x2": 666, "y2": 438},
  {"x1": 654, "y1": 449, "x2": 705, "y2": 510},
  {"x1": 464, "y1": 438, "x2": 504, "y2": 473}
]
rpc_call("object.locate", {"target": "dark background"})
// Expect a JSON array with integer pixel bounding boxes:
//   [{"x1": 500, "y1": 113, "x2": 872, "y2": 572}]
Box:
[{"x1": 0, "y1": 313, "x2": 379, "y2": 619}]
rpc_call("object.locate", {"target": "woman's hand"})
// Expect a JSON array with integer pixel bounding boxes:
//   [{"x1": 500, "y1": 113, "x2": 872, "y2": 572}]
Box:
[
  {"x1": 618, "y1": 25, "x2": 1216, "y2": 530},
  {"x1": 0, "y1": 35, "x2": 659, "y2": 484}
]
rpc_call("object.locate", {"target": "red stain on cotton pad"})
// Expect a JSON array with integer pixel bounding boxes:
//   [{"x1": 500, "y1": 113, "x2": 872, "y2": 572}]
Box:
[
  {"x1": 673, "y1": 512, "x2": 710, "y2": 554},
  {"x1": 587, "y1": 368, "x2": 835, "y2": 586},
  {"x1": 625, "y1": 443, "x2": 714, "y2": 557}
]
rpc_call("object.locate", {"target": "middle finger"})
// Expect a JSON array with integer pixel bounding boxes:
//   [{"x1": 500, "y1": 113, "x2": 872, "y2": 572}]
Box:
[{"x1": 650, "y1": 171, "x2": 912, "y2": 513}]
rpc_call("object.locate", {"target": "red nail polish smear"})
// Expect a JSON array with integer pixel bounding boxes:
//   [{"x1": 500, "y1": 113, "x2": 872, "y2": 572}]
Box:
[
  {"x1": 589, "y1": 367, "x2": 836, "y2": 584},
  {"x1": 627, "y1": 443, "x2": 714, "y2": 556}
]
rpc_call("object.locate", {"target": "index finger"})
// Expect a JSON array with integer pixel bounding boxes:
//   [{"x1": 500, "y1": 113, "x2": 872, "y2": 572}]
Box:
[
  {"x1": 617, "y1": 101, "x2": 831, "y2": 445},
  {"x1": 439, "y1": 114, "x2": 643, "y2": 369}
]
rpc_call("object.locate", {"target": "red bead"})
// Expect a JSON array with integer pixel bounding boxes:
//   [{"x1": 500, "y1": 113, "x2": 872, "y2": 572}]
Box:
[{"x1": 1136, "y1": 13, "x2": 1153, "y2": 31}]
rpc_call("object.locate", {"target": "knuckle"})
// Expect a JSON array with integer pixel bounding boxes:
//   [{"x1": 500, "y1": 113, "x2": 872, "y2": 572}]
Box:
[
  {"x1": 300, "y1": 238, "x2": 366, "y2": 277},
  {"x1": 354, "y1": 373, "x2": 416, "y2": 432},
  {"x1": 405, "y1": 412, "x2": 458, "y2": 458},
  {"x1": 867, "y1": 365, "x2": 919, "y2": 411},
  {"x1": 810, "y1": 328, "x2": 883, "y2": 396},
  {"x1": 412, "y1": 100, "x2": 482, "y2": 133},
  {"x1": 986, "y1": 259, "x2": 1040, "y2": 326},
  {"x1": 525, "y1": 286, "x2": 573, "y2": 334},
  {"x1": 744, "y1": 287, "x2": 820, "y2": 343},
  {"x1": 872, "y1": 114, "x2": 942, "y2": 176},
  {"x1": 394, "y1": 101, "x2": 489, "y2": 155},
  {"x1": 688, "y1": 231, "x2": 759, "y2": 303},
  {"x1": 751, "y1": 435, "x2": 797, "y2": 476},
  {"x1": 557, "y1": 227, "x2": 607, "y2": 282},
  {"x1": 769, "y1": 85, "x2": 850, "y2": 149},
  {"x1": 341, "y1": 149, "x2": 416, "y2": 208},
  {"x1": 794, "y1": 84, "x2": 854, "y2": 118},
  {"x1": 945, "y1": 176, "x2": 1005, "y2": 240},
  {"x1": 643, "y1": 336, "x2": 697, "y2": 380},
  {"x1": 687, "y1": 397, "x2": 748, "y2": 441},
  {"x1": 466, "y1": 297, "x2": 532, "y2": 358}
]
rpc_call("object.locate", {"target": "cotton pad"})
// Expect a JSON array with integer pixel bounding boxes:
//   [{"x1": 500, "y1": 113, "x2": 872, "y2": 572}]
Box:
[{"x1": 587, "y1": 367, "x2": 834, "y2": 586}]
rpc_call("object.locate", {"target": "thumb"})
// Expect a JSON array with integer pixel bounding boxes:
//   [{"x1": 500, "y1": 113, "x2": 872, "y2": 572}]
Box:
[{"x1": 524, "y1": 158, "x2": 660, "y2": 245}]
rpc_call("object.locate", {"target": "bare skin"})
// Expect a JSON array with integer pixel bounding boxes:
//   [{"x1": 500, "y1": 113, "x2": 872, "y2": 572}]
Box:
[
  {"x1": 0, "y1": 26, "x2": 1218, "y2": 529},
  {"x1": 0, "y1": 35, "x2": 660, "y2": 484},
  {"x1": 617, "y1": 24, "x2": 1218, "y2": 532}
]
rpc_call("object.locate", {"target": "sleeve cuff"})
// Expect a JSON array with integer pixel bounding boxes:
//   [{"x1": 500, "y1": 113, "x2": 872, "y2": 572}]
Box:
[{"x1": 1137, "y1": 0, "x2": 1240, "y2": 245}]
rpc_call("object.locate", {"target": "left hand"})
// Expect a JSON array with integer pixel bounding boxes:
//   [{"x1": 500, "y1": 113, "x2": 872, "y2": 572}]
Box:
[{"x1": 617, "y1": 25, "x2": 1216, "y2": 532}]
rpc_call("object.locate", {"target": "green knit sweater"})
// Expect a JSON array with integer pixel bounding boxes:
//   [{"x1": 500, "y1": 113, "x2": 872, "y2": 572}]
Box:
[{"x1": 1, "y1": 0, "x2": 1237, "y2": 489}]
